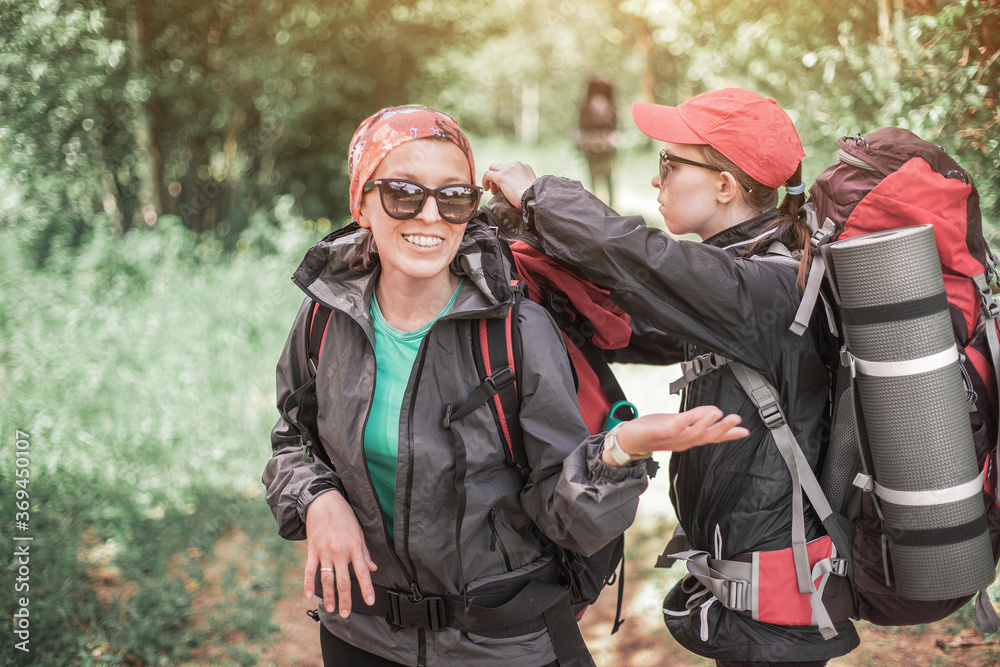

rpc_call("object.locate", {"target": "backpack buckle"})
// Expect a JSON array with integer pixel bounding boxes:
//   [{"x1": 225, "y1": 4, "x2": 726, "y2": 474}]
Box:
[
  {"x1": 750, "y1": 387, "x2": 785, "y2": 429},
  {"x1": 385, "y1": 590, "x2": 446, "y2": 631},
  {"x1": 726, "y1": 579, "x2": 749, "y2": 612},
  {"x1": 487, "y1": 366, "x2": 515, "y2": 391},
  {"x1": 830, "y1": 558, "x2": 849, "y2": 577},
  {"x1": 973, "y1": 273, "x2": 999, "y2": 319}
]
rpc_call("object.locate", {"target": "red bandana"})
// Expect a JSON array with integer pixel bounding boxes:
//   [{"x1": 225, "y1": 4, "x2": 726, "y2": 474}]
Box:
[{"x1": 348, "y1": 106, "x2": 475, "y2": 222}]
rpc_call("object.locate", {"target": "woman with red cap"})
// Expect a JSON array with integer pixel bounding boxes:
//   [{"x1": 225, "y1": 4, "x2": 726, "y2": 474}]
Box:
[
  {"x1": 262, "y1": 105, "x2": 749, "y2": 666},
  {"x1": 484, "y1": 89, "x2": 860, "y2": 666}
]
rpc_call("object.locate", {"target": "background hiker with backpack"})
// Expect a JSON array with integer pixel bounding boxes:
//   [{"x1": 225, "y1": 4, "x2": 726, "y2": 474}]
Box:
[
  {"x1": 484, "y1": 88, "x2": 862, "y2": 666},
  {"x1": 575, "y1": 76, "x2": 619, "y2": 207},
  {"x1": 262, "y1": 105, "x2": 749, "y2": 667}
]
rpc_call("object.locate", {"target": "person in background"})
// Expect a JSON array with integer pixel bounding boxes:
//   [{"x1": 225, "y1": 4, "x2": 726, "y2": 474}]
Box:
[
  {"x1": 483, "y1": 88, "x2": 859, "y2": 666},
  {"x1": 576, "y1": 76, "x2": 619, "y2": 207},
  {"x1": 263, "y1": 105, "x2": 749, "y2": 666}
]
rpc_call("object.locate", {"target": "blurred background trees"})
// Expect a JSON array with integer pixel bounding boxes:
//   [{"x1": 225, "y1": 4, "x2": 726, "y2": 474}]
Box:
[{"x1": 2, "y1": 0, "x2": 998, "y2": 261}]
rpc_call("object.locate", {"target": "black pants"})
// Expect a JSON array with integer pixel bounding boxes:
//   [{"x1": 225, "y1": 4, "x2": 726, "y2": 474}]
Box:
[
  {"x1": 319, "y1": 622, "x2": 560, "y2": 666},
  {"x1": 320, "y1": 623, "x2": 407, "y2": 667}
]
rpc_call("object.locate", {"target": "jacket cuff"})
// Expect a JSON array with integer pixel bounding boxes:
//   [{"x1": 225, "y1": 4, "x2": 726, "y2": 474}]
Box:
[
  {"x1": 587, "y1": 437, "x2": 648, "y2": 482},
  {"x1": 296, "y1": 479, "x2": 345, "y2": 523}
]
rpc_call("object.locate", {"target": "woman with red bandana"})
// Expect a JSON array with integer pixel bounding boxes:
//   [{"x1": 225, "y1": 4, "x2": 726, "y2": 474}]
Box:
[
  {"x1": 262, "y1": 105, "x2": 748, "y2": 666},
  {"x1": 484, "y1": 89, "x2": 860, "y2": 666}
]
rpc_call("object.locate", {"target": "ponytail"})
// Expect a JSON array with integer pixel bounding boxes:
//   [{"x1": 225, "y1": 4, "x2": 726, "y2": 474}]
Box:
[
  {"x1": 778, "y1": 163, "x2": 811, "y2": 291},
  {"x1": 702, "y1": 147, "x2": 812, "y2": 290}
]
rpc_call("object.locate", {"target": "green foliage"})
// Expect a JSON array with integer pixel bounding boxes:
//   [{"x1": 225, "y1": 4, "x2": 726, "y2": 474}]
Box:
[
  {"x1": 0, "y1": 215, "x2": 313, "y2": 665},
  {"x1": 617, "y1": 0, "x2": 1000, "y2": 231}
]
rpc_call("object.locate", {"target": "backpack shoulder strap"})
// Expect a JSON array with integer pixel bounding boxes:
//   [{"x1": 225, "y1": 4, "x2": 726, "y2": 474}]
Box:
[
  {"x1": 727, "y1": 362, "x2": 851, "y2": 641},
  {"x1": 307, "y1": 301, "x2": 333, "y2": 376},
  {"x1": 444, "y1": 287, "x2": 529, "y2": 478},
  {"x1": 789, "y1": 207, "x2": 839, "y2": 336},
  {"x1": 283, "y1": 300, "x2": 334, "y2": 466}
]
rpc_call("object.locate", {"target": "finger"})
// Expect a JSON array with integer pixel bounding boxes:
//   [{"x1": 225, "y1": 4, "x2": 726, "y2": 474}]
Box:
[
  {"x1": 720, "y1": 426, "x2": 751, "y2": 441},
  {"x1": 321, "y1": 565, "x2": 336, "y2": 614},
  {"x1": 701, "y1": 414, "x2": 745, "y2": 442},
  {"x1": 353, "y1": 551, "x2": 376, "y2": 608},
  {"x1": 681, "y1": 407, "x2": 723, "y2": 441},
  {"x1": 304, "y1": 551, "x2": 319, "y2": 599},
  {"x1": 335, "y1": 562, "x2": 355, "y2": 618}
]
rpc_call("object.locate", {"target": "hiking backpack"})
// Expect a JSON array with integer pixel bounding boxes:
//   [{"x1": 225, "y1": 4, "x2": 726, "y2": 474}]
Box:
[
  {"x1": 798, "y1": 128, "x2": 1000, "y2": 628},
  {"x1": 663, "y1": 127, "x2": 1000, "y2": 640}
]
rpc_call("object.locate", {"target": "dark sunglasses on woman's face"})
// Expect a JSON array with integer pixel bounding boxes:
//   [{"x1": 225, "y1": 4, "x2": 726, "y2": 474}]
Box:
[
  {"x1": 363, "y1": 178, "x2": 484, "y2": 224},
  {"x1": 658, "y1": 150, "x2": 753, "y2": 192},
  {"x1": 658, "y1": 150, "x2": 722, "y2": 181}
]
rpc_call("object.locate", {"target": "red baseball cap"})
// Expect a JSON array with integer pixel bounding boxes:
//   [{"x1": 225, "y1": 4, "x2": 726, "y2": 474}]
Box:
[{"x1": 631, "y1": 88, "x2": 804, "y2": 189}]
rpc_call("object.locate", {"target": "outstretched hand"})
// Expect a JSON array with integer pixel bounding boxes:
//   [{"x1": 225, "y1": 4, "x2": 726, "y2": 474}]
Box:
[
  {"x1": 482, "y1": 161, "x2": 538, "y2": 210},
  {"x1": 304, "y1": 490, "x2": 377, "y2": 618},
  {"x1": 603, "y1": 406, "x2": 749, "y2": 465}
]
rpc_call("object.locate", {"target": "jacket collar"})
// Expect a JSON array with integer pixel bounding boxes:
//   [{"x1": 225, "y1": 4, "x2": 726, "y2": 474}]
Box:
[
  {"x1": 291, "y1": 217, "x2": 516, "y2": 323},
  {"x1": 702, "y1": 208, "x2": 783, "y2": 253}
]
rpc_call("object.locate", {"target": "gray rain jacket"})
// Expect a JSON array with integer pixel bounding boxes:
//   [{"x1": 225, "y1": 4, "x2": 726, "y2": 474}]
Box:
[
  {"x1": 522, "y1": 176, "x2": 860, "y2": 663},
  {"x1": 263, "y1": 218, "x2": 648, "y2": 666}
]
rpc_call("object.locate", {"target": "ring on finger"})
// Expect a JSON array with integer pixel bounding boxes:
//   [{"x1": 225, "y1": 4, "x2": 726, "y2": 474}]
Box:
[{"x1": 320, "y1": 567, "x2": 334, "y2": 572}]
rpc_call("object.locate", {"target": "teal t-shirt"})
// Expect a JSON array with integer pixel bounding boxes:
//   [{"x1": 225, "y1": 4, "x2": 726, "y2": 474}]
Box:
[{"x1": 365, "y1": 280, "x2": 464, "y2": 544}]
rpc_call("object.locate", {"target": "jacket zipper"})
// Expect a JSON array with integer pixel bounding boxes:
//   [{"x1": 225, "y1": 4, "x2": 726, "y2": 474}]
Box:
[
  {"x1": 400, "y1": 333, "x2": 433, "y2": 598},
  {"x1": 335, "y1": 305, "x2": 424, "y2": 598},
  {"x1": 837, "y1": 148, "x2": 878, "y2": 171},
  {"x1": 487, "y1": 507, "x2": 513, "y2": 571}
]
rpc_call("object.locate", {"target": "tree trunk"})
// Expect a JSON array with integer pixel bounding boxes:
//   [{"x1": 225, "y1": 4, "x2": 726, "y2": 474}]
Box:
[{"x1": 126, "y1": 5, "x2": 162, "y2": 228}]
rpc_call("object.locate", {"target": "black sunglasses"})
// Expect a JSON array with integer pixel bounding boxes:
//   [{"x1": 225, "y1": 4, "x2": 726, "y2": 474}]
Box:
[
  {"x1": 363, "y1": 178, "x2": 483, "y2": 224},
  {"x1": 659, "y1": 150, "x2": 753, "y2": 193}
]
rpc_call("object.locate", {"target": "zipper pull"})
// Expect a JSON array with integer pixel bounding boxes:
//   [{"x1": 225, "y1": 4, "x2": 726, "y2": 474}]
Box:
[{"x1": 488, "y1": 508, "x2": 498, "y2": 551}]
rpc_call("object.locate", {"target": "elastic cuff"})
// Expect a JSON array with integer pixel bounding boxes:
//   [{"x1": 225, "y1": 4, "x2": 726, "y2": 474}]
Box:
[
  {"x1": 520, "y1": 185, "x2": 533, "y2": 214},
  {"x1": 296, "y1": 481, "x2": 343, "y2": 523},
  {"x1": 588, "y1": 439, "x2": 647, "y2": 482}
]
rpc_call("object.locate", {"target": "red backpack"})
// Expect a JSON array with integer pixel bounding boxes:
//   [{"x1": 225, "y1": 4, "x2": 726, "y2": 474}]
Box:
[{"x1": 799, "y1": 128, "x2": 1000, "y2": 627}]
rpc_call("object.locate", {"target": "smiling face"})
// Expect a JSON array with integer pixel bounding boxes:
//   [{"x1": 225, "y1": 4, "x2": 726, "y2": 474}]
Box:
[
  {"x1": 357, "y1": 139, "x2": 473, "y2": 293},
  {"x1": 651, "y1": 142, "x2": 729, "y2": 239}
]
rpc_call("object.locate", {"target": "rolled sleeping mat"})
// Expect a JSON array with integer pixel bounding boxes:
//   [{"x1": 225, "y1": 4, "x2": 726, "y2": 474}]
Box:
[{"x1": 828, "y1": 224, "x2": 994, "y2": 601}]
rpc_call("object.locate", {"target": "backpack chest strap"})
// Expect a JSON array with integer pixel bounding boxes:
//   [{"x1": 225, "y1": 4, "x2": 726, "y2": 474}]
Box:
[{"x1": 669, "y1": 352, "x2": 732, "y2": 395}]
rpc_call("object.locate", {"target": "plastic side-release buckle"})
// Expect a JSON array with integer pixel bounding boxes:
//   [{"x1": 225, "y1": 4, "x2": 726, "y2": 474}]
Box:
[{"x1": 385, "y1": 590, "x2": 446, "y2": 631}]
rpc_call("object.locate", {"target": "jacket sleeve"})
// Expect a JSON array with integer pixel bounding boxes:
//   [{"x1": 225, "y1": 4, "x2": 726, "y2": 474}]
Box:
[
  {"x1": 262, "y1": 298, "x2": 344, "y2": 541},
  {"x1": 601, "y1": 315, "x2": 686, "y2": 365},
  {"x1": 516, "y1": 300, "x2": 648, "y2": 557},
  {"x1": 523, "y1": 176, "x2": 800, "y2": 371}
]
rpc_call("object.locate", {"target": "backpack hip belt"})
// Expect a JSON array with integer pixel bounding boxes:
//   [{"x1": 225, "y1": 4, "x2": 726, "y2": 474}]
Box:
[
  {"x1": 314, "y1": 555, "x2": 572, "y2": 638},
  {"x1": 660, "y1": 536, "x2": 850, "y2": 642}
]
